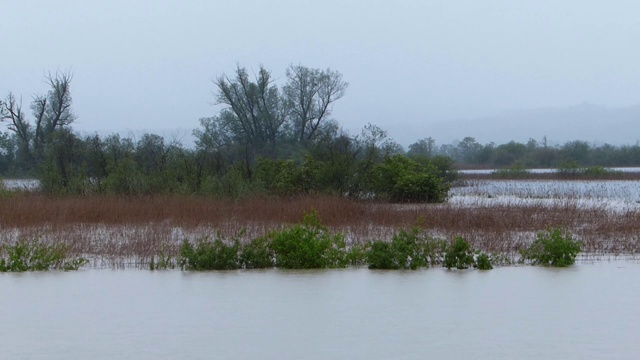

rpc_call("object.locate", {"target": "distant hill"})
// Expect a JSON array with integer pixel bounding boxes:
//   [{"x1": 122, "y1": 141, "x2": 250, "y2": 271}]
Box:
[{"x1": 400, "y1": 103, "x2": 640, "y2": 146}]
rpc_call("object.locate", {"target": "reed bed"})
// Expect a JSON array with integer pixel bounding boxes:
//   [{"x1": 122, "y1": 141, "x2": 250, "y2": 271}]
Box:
[{"x1": 1, "y1": 192, "x2": 639, "y2": 268}]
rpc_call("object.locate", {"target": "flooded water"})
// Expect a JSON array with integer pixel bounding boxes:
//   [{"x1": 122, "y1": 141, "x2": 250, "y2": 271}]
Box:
[
  {"x1": 1, "y1": 178, "x2": 40, "y2": 191},
  {"x1": 459, "y1": 167, "x2": 640, "y2": 175},
  {"x1": 1, "y1": 260, "x2": 639, "y2": 359},
  {"x1": 450, "y1": 179, "x2": 640, "y2": 211}
]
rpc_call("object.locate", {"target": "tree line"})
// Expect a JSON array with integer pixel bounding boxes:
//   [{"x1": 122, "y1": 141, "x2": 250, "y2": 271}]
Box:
[
  {"x1": 2, "y1": 67, "x2": 638, "y2": 199},
  {"x1": 409, "y1": 136, "x2": 640, "y2": 169},
  {"x1": 0, "y1": 67, "x2": 454, "y2": 202}
]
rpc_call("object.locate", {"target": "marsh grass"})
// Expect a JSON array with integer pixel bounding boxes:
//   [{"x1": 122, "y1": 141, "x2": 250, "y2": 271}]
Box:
[{"x1": 0, "y1": 193, "x2": 638, "y2": 268}]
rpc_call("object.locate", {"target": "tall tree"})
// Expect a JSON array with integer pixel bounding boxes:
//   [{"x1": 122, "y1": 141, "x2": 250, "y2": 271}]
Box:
[
  {"x1": 283, "y1": 65, "x2": 348, "y2": 142},
  {"x1": 214, "y1": 66, "x2": 285, "y2": 157},
  {"x1": 1, "y1": 71, "x2": 75, "y2": 168}
]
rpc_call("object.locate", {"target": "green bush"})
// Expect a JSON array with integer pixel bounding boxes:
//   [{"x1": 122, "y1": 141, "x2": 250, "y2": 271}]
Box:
[
  {"x1": 254, "y1": 158, "x2": 311, "y2": 196},
  {"x1": 443, "y1": 237, "x2": 475, "y2": 269},
  {"x1": 346, "y1": 243, "x2": 369, "y2": 266},
  {"x1": 520, "y1": 228, "x2": 582, "y2": 267},
  {"x1": 0, "y1": 238, "x2": 87, "y2": 272},
  {"x1": 178, "y1": 237, "x2": 240, "y2": 270},
  {"x1": 475, "y1": 253, "x2": 493, "y2": 270},
  {"x1": 268, "y1": 211, "x2": 348, "y2": 269},
  {"x1": 371, "y1": 155, "x2": 451, "y2": 203},
  {"x1": 239, "y1": 236, "x2": 274, "y2": 269},
  {"x1": 366, "y1": 228, "x2": 447, "y2": 270}
]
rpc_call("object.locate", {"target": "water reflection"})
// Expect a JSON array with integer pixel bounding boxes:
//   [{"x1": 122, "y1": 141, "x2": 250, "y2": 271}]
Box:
[{"x1": 1, "y1": 261, "x2": 638, "y2": 359}]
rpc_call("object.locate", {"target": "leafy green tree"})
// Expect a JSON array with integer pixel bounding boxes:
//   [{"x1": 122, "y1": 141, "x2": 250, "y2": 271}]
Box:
[
  {"x1": 457, "y1": 136, "x2": 483, "y2": 164},
  {"x1": 39, "y1": 129, "x2": 88, "y2": 194},
  {"x1": 370, "y1": 155, "x2": 450, "y2": 203},
  {"x1": 407, "y1": 137, "x2": 436, "y2": 157},
  {"x1": 492, "y1": 141, "x2": 527, "y2": 166},
  {"x1": 561, "y1": 140, "x2": 591, "y2": 165}
]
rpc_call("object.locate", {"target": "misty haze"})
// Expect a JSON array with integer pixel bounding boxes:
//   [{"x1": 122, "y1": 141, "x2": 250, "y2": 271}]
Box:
[{"x1": 2, "y1": 1, "x2": 640, "y2": 360}]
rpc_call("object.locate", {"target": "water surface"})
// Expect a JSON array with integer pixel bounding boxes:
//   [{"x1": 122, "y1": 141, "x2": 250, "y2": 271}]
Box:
[{"x1": 1, "y1": 261, "x2": 639, "y2": 359}]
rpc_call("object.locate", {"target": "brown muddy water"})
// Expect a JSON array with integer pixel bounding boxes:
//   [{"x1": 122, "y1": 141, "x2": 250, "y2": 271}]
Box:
[{"x1": 1, "y1": 260, "x2": 639, "y2": 359}]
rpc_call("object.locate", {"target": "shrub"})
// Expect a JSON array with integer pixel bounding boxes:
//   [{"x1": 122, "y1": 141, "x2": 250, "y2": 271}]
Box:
[
  {"x1": 0, "y1": 238, "x2": 87, "y2": 272},
  {"x1": 268, "y1": 210, "x2": 348, "y2": 269},
  {"x1": 366, "y1": 241, "x2": 399, "y2": 269},
  {"x1": 475, "y1": 253, "x2": 493, "y2": 270},
  {"x1": 178, "y1": 237, "x2": 240, "y2": 270},
  {"x1": 520, "y1": 228, "x2": 582, "y2": 267},
  {"x1": 346, "y1": 243, "x2": 368, "y2": 266},
  {"x1": 370, "y1": 155, "x2": 451, "y2": 203},
  {"x1": 254, "y1": 158, "x2": 309, "y2": 196},
  {"x1": 366, "y1": 228, "x2": 447, "y2": 270},
  {"x1": 240, "y1": 236, "x2": 274, "y2": 269},
  {"x1": 443, "y1": 237, "x2": 475, "y2": 270}
]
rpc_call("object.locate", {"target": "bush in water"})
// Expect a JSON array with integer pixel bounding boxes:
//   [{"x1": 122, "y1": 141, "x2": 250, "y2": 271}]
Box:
[
  {"x1": 0, "y1": 238, "x2": 87, "y2": 272},
  {"x1": 179, "y1": 237, "x2": 240, "y2": 270},
  {"x1": 475, "y1": 253, "x2": 493, "y2": 270},
  {"x1": 267, "y1": 210, "x2": 349, "y2": 269},
  {"x1": 366, "y1": 228, "x2": 448, "y2": 270},
  {"x1": 443, "y1": 237, "x2": 476, "y2": 270},
  {"x1": 520, "y1": 228, "x2": 582, "y2": 267},
  {"x1": 240, "y1": 236, "x2": 273, "y2": 269}
]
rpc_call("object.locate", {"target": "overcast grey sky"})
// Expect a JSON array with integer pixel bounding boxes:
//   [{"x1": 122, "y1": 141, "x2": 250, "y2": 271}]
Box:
[{"x1": 2, "y1": 0, "x2": 639, "y2": 146}]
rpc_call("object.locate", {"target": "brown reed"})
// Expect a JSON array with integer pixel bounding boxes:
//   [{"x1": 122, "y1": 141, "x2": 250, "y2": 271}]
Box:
[{"x1": 1, "y1": 193, "x2": 638, "y2": 267}]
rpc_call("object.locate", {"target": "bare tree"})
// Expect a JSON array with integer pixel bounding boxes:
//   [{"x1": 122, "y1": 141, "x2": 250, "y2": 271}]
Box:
[
  {"x1": 1, "y1": 71, "x2": 75, "y2": 165},
  {"x1": 0, "y1": 93, "x2": 31, "y2": 148},
  {"x1": 214, "y1": 66, "x2": 285, "y2": 155},
  {"x1": 283, "y1": 65, "x2": 347, "y2": 142}
]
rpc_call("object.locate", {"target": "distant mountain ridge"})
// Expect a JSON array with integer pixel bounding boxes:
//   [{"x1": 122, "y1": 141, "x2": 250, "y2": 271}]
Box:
[{"x1": 404, "y1": 103, "x2": 640, "y2": 146}]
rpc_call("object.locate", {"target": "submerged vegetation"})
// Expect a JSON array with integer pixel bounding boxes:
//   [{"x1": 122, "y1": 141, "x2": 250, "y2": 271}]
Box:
[
  {"x1": 520, "y1": 228, "x2": 582, "y2": 267},
  {"x1": 1, "y1": 191, "x2": 638, "y2": 270},
  {"x1": 0, "y1": 238, "x2": 87, "y2": 272}
]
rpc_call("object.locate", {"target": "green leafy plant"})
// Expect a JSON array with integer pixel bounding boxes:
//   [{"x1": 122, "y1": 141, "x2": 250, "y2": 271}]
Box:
[
  {"x1": 346, "y1": 243, "x2": 368, "y2": 266},
  {"x1": 268, "y1": 210, "x2": 349, "y2": 269},
  {"x1": 0, "y1": 238, "x2": 88, "y2": 272},
  {"x1": 475, "y1": 252, "x2": 493, "y2": 270},
  {"x1": 370, "y1": 155, "x2": 451, "y2": 203},
  {"x1": 520, "y1": 228, "x2": 582, "y2": 267},
  {"x1": 239, "y1": 236, "x2": 274, "y2": 269},
  {"x1": 443, "y1": 237, "x2": 475, "y2": 270},
  {"x1": 178, "y1": 237, "x2": 240, "y2": 270},
  {"x1": 366, "y1": 228, "x2": 447, "y2": 270}
]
